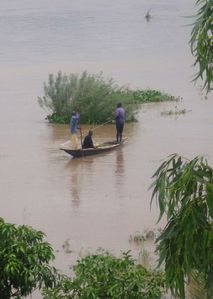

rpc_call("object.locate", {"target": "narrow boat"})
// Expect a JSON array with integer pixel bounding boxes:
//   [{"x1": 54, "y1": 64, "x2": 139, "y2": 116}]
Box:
[{"x1": 60, "y1": 138, "x2": 127, "y2": 158}]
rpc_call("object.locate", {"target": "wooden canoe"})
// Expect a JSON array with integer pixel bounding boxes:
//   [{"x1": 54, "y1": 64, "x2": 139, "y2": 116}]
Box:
[{"x1": 60, "y1": 138, "x2": 127, "y2": 158}]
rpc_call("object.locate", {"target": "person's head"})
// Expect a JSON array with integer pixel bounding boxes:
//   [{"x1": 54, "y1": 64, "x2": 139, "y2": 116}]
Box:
[
  {"x1": 117, "y1": 102, "x2": 122, "y2": 108},
  {"x1": 88, "y1": 130, "x2": 93, "y2": 136},
  {"x1": 72, "y1": 111, "x2": 76, "y2": 116}
]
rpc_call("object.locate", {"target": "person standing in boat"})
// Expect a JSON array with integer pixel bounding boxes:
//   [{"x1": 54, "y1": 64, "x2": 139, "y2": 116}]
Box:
[
  {"x1": 70, "y1": 111, "x2": 79, "y2": 149},
  {"x1": 115, "y1": 102, "x2": 125, "y2": 143},
  {"x1": 82, "y1": 130, "x2": 96, "y2": 149}
]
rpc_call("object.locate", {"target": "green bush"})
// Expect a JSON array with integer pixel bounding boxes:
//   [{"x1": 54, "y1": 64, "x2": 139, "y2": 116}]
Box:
[
  {"x1": 38, "y1": 71, "x2": 176, "y2": 124},
  {"x1": 38, "y1": 71, "x2": 137, "y2": 124},
  {"x1": 0, "y1": 218, "x2": 58, "y2": 299},
  {"x1": 42, "y1": 251, "x2": 165, "y2": 299}
]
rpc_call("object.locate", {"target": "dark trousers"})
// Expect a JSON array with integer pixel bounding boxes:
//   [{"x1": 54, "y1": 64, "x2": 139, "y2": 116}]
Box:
[{"x1": 116, "y1": 122, "x2": 124, "y2": 142}]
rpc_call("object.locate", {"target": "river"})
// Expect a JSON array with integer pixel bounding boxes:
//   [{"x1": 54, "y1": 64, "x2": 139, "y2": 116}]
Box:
[{"x1": 0, "y1": 0, "x2": 212, "y2": 298}]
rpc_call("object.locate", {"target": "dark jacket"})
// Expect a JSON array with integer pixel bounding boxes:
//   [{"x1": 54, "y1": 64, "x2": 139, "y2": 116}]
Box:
[{"x1": 82, "y1": 135, "x2": 94, "y2": 148}]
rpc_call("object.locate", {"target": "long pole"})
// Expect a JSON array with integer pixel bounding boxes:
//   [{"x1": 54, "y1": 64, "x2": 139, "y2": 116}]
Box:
[
  {"x1": 92, "y1": 119, "x2": 112, "y2": 131},
  {"x1": 79, "y1": 127, "x2": 83, "y2": 149},
  {"x1": 78, "y1": 127, "x2": 84, "y2": 157}
]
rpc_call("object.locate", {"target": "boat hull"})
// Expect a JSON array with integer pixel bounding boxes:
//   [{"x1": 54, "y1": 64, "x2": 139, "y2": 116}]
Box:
[{"x1": 60, "y1": 139, "x2": 127, "y2": 158}]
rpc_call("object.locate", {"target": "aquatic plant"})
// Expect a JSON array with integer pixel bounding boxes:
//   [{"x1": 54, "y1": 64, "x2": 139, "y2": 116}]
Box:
[
  {"x1": 160, "y1": 108, "x2": 187, "y2": 116},
  {"x1": 130, "y1": 89, "x2": 178, "y2": 103},
  {"x1": 129, "y1": 231, "x2": 146, "y2": 244},
  {"x1": 38, "y1": 71, "x2": 137, "y2": 124},
  {"x1": 38, "y1": 71, "x2": 177, "y2": 124},
  {"x1": 42, "y1": 250, "x2": 165, "y2": 299}
]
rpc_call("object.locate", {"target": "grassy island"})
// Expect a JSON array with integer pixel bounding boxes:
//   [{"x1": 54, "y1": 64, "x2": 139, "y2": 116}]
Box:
[{"x1": 38, "y1": 71, "x2": 178, "y2": 124}]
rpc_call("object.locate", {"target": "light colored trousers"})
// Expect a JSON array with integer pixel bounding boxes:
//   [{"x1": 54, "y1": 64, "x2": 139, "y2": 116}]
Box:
[{"x1": 71, "y1": 133, "x2": 78, "y2": 149}]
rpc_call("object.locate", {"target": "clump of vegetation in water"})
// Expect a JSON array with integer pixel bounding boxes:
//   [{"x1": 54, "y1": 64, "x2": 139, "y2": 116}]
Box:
[
  {"x1": 38, "y1": 71, "x2": 177, "y2": 124},
  {"x1": 129, "y1": 231, "x2": 146, "y2": 244},
  {"x1": 38, "y1": 71, "x2": 136, "y2": 124},
  {"x1": 161, "y1": 108, "x2": 187, "y2": 116},
  {"x1": 42, "y1": 251, "x2": 165, "y2": 299},
  {"x1": 130, "y1": 89, "x2": 178, "y2": 104},
  {"x1": 129, "y1": 229, "x2": 160, "y2": 245}
]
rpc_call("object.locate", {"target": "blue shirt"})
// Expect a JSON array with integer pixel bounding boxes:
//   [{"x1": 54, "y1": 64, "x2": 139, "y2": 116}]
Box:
[{"x1": 70, "y1": 114, "x2": 79, "y2": 133}]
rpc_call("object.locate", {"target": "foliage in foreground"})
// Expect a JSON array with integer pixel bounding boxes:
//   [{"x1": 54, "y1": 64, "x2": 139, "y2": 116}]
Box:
[
  {"x1": 38, "y1": 71, "x2": 176, "y2": 124},
  {"x1": 150, "y1": 154, "x2": 213, "y2": 299},
  {"x1": 0, "y1": 218, "x2": 58, "y2": 299},
  {"x1": 190, "y1": 0, "x2": 213, "y2": 92},
  {"x1": 42, "y1": 251, "x2": 165, "y2": 299}
]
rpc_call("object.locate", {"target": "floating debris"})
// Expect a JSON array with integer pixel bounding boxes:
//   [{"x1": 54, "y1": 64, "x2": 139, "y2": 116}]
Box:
[
  {"x1": 145, "y1": 9, "x2": 152, "y2": 21},
  {"x1": 62, "y1": 238, "x2": 72, "y2": 254}
]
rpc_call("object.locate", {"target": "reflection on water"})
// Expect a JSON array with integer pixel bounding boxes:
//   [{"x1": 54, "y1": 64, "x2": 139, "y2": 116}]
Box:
[
  {"x1": 71, "y1": 172, "x2": 80, "y2": 206},
  {"x1": 115, "y1": 148, "x2": 124, "y2": 176},
  {"x1": 114, "y1": 148, "x2": 125, "y2": 201},
  {"x1": 65, "y1": 159, "x2": 81, "y2": 209}
]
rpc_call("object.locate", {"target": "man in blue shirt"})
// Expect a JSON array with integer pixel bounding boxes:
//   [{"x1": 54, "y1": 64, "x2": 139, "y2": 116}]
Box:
[{"x1": 70, "y1": 111, "x2": 79, "y2": 149}]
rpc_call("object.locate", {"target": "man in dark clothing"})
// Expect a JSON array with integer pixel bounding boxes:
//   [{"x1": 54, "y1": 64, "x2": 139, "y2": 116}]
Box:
[{"x1": 82, "y1": 130, "x2": 96, "y2": 149}]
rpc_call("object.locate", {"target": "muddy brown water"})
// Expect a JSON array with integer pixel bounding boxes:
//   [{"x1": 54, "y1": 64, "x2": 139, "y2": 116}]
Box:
[{"x1": 0, "y1": 0, "x2": 213, "y2": 298}]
